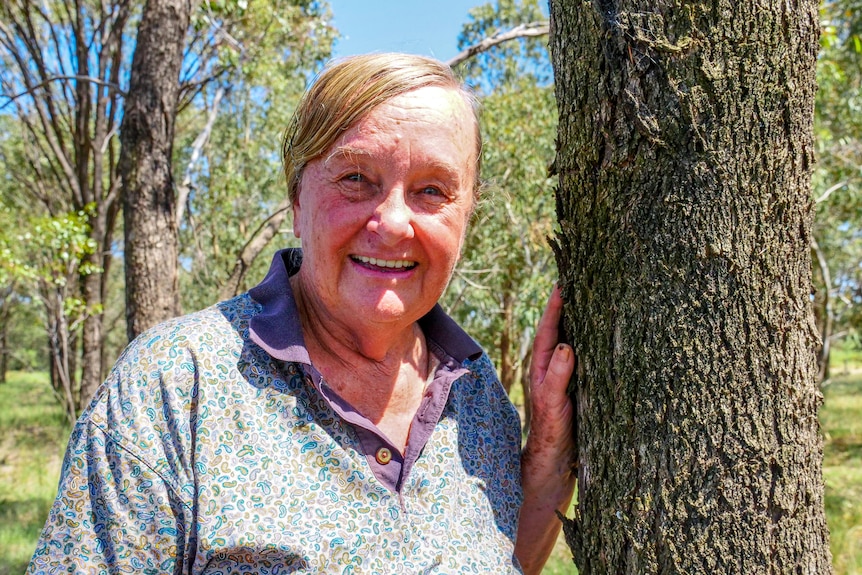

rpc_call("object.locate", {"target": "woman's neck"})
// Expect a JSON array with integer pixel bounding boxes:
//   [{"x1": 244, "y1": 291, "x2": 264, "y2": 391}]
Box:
[
  {"x1": 290, "y1": 274, "x2": 424, "y2": 367},
  {"x1": 289, "y1": 274, "x2": 431, "y2": 451}
]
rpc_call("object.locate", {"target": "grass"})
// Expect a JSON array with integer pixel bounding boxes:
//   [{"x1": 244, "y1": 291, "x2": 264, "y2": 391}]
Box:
[
  {"x1": 822, "y1": 370, "x2": 862, "y2": 575},
  {"x1": 0, "y1": 372, "x2": 70, "y2": 575},
  {"x1": 1, "y1": 362, "x2": 860, "y2": 574}
]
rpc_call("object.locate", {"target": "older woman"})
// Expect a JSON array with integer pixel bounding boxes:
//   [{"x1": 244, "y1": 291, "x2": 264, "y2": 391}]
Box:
[{"x1": 28, "y1": 53, "x2": 575, "y2": 574}]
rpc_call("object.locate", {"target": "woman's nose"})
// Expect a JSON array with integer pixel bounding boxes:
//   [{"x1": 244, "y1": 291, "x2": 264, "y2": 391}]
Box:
[{"x1": 367, "y1": 189, "x2": 415, "y2": 243}]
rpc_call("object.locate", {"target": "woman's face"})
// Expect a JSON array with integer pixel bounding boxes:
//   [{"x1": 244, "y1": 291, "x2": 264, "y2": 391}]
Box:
[{"x1": 292, "y1": 85, "x2": 477, "y2": 333}]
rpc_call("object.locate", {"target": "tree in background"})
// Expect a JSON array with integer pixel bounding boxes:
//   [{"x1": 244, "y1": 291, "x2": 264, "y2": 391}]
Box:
[
  {"x1": 811, "y1": 0, "x2": 862, "y2": 382},
  {"x1": 550, "y1": 0, "x2": 832, "y2": 571},
  {"x1": 123, "y1": 0, "x2": 335, "y2": 336},
  {"x1": 0, "y1": 0, "x2": 334, "y2": 412},
  {"x1": 0, "y1": 208, "x2": 99, "y2": 423},
  {"x1": 119, "y1": 0, "x2": 196, "y2": 340},
  {"x1": 174, "y1": 0, "x2": 335, "y2": 311},
  {"x1": 0, "y1": 0, "x2": 134, "y2": 405},
  {"x1": 445, "y1": 0, "x2": 556, "y2": 427}
]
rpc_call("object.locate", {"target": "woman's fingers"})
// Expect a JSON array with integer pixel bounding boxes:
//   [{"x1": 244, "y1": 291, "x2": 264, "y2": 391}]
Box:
[
  {"x1": 529, "y1": 286, "x2": 575, "y2": 437},
  {"x1": 531, "y1": 285, "x2": 566, "y2": 388}
]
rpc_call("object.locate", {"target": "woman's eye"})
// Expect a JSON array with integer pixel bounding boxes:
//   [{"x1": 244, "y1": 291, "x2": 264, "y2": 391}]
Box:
[
  {"x1": 345, "y1": 173, "x2": 365, "y2": 183},
  {"x1": 420, "y1": 186, "x2": 444, "y2": 197}
]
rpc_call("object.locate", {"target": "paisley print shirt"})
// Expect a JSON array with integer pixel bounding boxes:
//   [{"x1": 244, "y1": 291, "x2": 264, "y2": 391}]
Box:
[{"x1": 28, "y1": 250, "x2": 524, "y2": 574}]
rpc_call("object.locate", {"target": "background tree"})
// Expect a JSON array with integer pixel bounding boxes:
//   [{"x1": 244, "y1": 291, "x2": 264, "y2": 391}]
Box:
[
  {"x1": 124, "y1": 0, "x2": 335, "y2": 334},
  {"x1": 119, "y1": 0, "x2": 196, "y2": 340},
  {"x1": 174, "y1": 0, "x2": 335, "y2": 310},
  {"x1": 0, "y1": 208, "x2": 99, "y2": 423},
  {"x1": 445, "y1": 0, "x2": 556, "y2": 426},
  {"x1": 549, "y1": 1, "x2": 832, "y2": 572},
  {"x1": 811, "y1": 0, "x2": 862, "y2": 382},
  {"x1": 0, "y1": 0, "x2": 134, "y2": 403},
  {"x1": 0, "y1": 0, "x2": 334, "y2": 410}
]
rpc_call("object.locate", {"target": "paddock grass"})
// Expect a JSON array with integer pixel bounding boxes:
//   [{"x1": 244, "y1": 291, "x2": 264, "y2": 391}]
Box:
[
  {"x1": 0, "y1": 372, "x2": 70, "y2": 575},
  {"x1": 0, "y1": 363, "x2": 859, "y2": 574},
  {"x1": 822, "y1": 370, "x2": 862, "y2": 575}
]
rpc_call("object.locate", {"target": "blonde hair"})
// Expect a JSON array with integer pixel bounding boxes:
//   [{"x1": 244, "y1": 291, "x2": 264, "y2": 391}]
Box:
[{"x1": 282, "y1": 52, "x2": 482, "y2": 203}]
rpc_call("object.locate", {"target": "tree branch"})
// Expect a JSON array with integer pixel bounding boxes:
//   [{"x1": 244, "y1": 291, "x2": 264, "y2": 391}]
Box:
[
  {"x1": 814, "y1": 181, "x2": 846, "y2": 204},
  {"x1": 176, "y1": 85, "x2": 226, "y2": 227},
  {"x1": 446, "y1": 21, "x2": 549, "y2": 68},
  {"x1": 1, "y1": 74, "x2": 128, "y2": 110},
  {"x1": 219, "y1": 200, "x2": 292, "y2": 300}
]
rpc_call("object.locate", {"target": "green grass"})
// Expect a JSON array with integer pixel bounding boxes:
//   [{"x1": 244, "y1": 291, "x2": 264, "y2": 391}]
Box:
[
  {"x1": 822, "y1": 373, "x2": 862, "y2": 575},
  {"x1": 0, "y1": 372, "x2": 70, "y2": 575}
]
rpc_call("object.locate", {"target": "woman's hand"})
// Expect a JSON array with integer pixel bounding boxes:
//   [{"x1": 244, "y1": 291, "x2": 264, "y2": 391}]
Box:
[{"x1": 514, "y1": 285, "x2": 577, "y2": 575}]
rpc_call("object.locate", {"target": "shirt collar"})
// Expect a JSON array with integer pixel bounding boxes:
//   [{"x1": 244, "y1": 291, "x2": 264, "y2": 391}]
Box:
[{"x1": 248, "y1": 248, "x2": 482, "y2": 365}]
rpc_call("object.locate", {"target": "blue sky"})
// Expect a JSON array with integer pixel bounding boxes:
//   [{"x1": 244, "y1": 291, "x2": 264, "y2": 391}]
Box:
[{"x1": 328, "y1": 1, "x2": 486, "y2": 61}]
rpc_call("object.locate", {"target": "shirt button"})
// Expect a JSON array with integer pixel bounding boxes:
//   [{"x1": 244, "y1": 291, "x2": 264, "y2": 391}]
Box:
[{"x1": 375, "y1": 447, "x2": 392, "y2": 465}]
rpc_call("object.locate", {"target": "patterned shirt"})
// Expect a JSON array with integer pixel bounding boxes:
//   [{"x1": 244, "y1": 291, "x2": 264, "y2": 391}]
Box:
[{"x1": 28, "y1": 249, "x2": 524, "y2": 574}]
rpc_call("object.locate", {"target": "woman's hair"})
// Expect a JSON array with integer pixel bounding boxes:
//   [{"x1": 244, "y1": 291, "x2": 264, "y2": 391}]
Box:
[{"x1": 282, "y1": 52, "x2": 482, "y2": 203}]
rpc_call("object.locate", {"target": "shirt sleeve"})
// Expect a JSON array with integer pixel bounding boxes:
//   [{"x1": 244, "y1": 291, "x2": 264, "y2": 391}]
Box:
[{"x1": 27, "y1": 364, "x2": 192, "y2": 573}]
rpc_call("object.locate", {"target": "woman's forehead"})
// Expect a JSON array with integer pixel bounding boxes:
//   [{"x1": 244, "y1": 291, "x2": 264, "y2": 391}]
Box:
[{"x1": 329, "y1": 87, "x2": 479, "y2": 165}]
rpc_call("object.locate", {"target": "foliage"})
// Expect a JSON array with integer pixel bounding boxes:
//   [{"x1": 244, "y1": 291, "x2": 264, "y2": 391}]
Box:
[
  {"x1": 444, "y1": 0, "x2": 557, "y2": 409},
  {"x1": 174, "y1": 0, "x2": 335, "y2": 312},
  {"x1": 0, "y1": 0, "x2": 335, "y2": 402},
  {"x1": 812, "y1": 0, "x2": 862, "y2": 367},
  {"x1": 0, "y1": 207, "x2": 101, "y2": 421},
  {"x1": 0, "y1": 0, "x2": 137, "y2": 402}
]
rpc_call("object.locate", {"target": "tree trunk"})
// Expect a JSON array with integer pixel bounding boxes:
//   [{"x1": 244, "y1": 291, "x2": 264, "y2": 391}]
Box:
[
  {"x1": 549, "y1": 1, "x2": 832, "y2": 573},
  {"x1": 500, "y1": 287, "x2": 516, "y2": 394},
  {"x1": 0, "y1": 316, "x2": 7, "y2": 384},
  {"x1": 119, "y1": 0, "x2": 195, "y2": 340},
  {"x1": 78, "y1": 271, "x2": 103, "y2": 405},
  {"x1": 0, "y1": 287, "x2": 10, "y2": 384}
]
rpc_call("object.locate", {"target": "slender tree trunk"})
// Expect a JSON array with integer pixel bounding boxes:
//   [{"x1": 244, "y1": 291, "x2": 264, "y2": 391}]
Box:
[
  {"x1": 0, "y1": 288, "x2": 10, "y2": 384},
  {"x1": 119, "y1": 0, "x2": 195, "y2": 340},
  {"x1": 549, "y1": 1, "x2": 832, "y2": 573},
  {"x1": 0, "y1": 317, "x2": 7, "y2": 384},
  {"x1": 78, "y1": 272, "x2": 104, "y2": 403},
  {"x1": 500, "y1": 287, "x2": 516, "y2": 393}
]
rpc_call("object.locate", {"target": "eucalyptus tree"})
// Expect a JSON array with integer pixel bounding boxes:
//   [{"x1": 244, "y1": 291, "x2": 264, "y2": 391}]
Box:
[
  {"x1": 0, "y1": 0, "x2": 135, "y2": 404},
  {"x1": 0, "y1": 0, "x2": 334, "y2": 408},
  {"x1": 125, "y1": 0, "x2": 335, "y2": 336},
  {"x1": 119, "y1": 0, "x2": 196, "y2": 340},
  {"x1": 550, "y1": 0, "x2": 831, "y2": 571},
  {"x1": 173, "y1": 1, "x2": 335, "y2": 311},
  {"x1": 0, "y1": 204, "x2": 99, "y2": 423},
  {"x1": 811, "y1": 0, "x2": 862, "y2": 379},
  {"x1": 445, "y1": 0, "x2": 557, "y2": 422}
]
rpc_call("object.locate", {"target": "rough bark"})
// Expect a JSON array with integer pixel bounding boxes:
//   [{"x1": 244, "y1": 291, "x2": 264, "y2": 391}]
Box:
[
  {"x1": 120, "y1": 0, "x2": 194, "y2": 340},
  {"x1": 549, "y1": 1, "x2": 832, "y2": 573}
]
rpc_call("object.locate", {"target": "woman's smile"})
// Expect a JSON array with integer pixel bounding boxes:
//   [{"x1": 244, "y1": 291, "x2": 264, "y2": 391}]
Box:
[{"x1": 350, "y1": 255, "x2": 418, "y2": 271}]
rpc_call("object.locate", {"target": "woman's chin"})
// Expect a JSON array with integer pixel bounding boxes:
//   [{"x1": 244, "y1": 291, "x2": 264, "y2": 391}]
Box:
[{"x1": 351, "y1": 294, "x2": 422, "y2": 327}]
